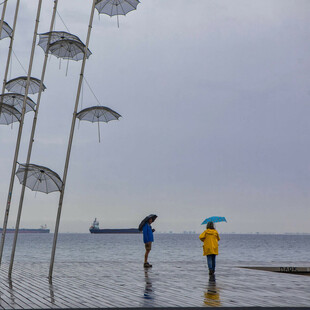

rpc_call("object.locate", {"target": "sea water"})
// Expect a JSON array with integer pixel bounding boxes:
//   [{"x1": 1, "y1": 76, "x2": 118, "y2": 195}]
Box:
[{"x1": 1, "y1": 233, "x2": 309, "y2": 266}]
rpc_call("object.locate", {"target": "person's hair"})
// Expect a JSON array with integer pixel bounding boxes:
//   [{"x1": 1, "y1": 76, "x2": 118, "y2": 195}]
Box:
[{"x1": 207, "y1": 222, "x2": 214, "y2": 229}]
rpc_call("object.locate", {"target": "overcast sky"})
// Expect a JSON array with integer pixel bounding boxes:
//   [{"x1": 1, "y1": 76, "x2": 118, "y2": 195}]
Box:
[{"x1": 1, "y1": 0, "x2": 310, "y2": 234}]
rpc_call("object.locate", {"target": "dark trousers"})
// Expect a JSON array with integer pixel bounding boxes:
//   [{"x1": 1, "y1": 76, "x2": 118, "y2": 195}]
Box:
[{"x1": 207, "y1": 254, "x2": 216, "y2": 271}]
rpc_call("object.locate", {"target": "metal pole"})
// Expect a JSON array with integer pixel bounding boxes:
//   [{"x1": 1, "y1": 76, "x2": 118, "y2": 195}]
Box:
[
  {"x1": 0, "y1": 0, "x2": 20, "y2": 261},
  {"x1": 8, "y1": 0, "x2": 58, "y2": 277},
  {"x1": 0, "y1": 0, "x2": 8, "y2": 40},
  {"x1": 0, "y1": 0, "x2": 42, "y2": 270},
  {"x1": 0, "y1": 0, "x2": 20, "y2": 119},
  {"x1": 49, "y1": 0, "x2": 96, "y2": 280},
  {"x1": 2, "y1": 0, "x2": 20, "y2": 93}
]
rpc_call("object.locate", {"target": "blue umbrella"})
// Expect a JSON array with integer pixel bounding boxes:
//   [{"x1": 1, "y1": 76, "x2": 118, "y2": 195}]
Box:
[{"x1": 201, "y1": 216, "x2": 227, "y2": 225}]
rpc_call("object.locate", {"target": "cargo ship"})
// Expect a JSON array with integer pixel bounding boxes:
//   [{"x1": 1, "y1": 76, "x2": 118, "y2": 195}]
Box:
[
  {"x1": 89, "y1": 218, "x2": 140, "y2": 234},
  {"x1": 0, "y1": 224, "x2": 50, "y2": 233}
]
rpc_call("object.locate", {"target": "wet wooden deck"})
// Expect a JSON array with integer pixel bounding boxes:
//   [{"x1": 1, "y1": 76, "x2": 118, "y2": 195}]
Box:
[{"x1": 0, "y1": 261, "x2": 310, "y2": 308}]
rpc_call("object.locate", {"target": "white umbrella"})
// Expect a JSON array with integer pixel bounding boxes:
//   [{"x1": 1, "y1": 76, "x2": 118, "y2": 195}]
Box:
[
  {"x1": 95, "y1": 0, "x2": 140, "y2": 16},
  {"x1": 48, "y1": 39, "x2": 92, "y2": 61},
  {"x1": 0, "y1": 20, "x2": 12, "y2": 39},
  {"x1": 16, "y1": 163, "x2": 63, "y2": 194},
  {"x1": 76, "y1": 106, "x2": 121, "y2": 142},
  {"x1": 0, "y1": 103, "x2": 21, "y2": 125},
  {"x1": 95, "y1": 0, "x2": 140, "y2": 27},
  {"x1": 0, "y1": 93, "x2": 36, "y2": 113},
  {"x1": 38, "y1": 31, "x2": 83, "y2": 53},
  {"x1": 5, "y1": 76, "x2": 46, "y2": 95}
]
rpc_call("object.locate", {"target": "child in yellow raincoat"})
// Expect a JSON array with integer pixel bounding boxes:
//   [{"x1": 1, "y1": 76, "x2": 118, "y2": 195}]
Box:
[{"x1": 199, "y1": 222, "x2": 220, "y2": 275}]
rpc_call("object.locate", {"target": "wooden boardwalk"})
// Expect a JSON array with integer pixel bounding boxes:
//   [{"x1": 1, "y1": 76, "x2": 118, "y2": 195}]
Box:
[{"x1": 0, "y1": 260, "x2": 309, "y2": 308}]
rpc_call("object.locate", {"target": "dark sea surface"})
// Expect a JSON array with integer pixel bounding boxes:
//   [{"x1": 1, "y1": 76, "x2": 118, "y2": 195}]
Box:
[{"x1": 1, "y1": 233, "x2": 310, "y2": 266}]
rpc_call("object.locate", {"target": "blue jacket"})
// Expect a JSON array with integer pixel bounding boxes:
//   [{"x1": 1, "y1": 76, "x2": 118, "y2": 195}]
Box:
[{"x1": 143, "y1": 223, "x2": 154, "y2": 243}]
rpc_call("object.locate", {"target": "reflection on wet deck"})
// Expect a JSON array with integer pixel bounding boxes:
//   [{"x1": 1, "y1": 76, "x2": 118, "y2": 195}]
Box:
[
  {"x1": 0, "y1": 261, "x2": 309, "y2": 308},
  {"x1": 203, "y1": 274, "x2": 221, "y2": 307}
]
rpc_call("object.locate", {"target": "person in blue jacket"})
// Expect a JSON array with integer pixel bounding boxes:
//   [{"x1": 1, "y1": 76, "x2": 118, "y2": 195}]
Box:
[{"x1": 143, "y1": 218, "x2": 155, "y2": 268}]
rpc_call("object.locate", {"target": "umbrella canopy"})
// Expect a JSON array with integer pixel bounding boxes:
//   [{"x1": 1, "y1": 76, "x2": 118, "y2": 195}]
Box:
[
  {"x1": 95, "y1": 0, "x2": 140, "y2": 16},
  {"x1": 76, "y1": 106, "x2": 121, "y2": 142},
  {"x1": 201, "y1": 216, "x2": 227, "y2": 225},
  {"x1": 0, "y1": 20, "x2": 12, "y2": 39},
  {"x1": 138, "y1": 214, "x2": 157, "y2": 231},
  {"x1": 0, "y1": 93, "x2": 36, "y2": 113},
  {"x1": 0, "y1": 103, "x2": 21, "y2": 125},
  {"x1": 5, "y1": 76, "x2": 46, "y2": 95},
  {"x1": 15, "y1": 163, "x2": 63, "y2": 194},
  {"x1": 46, "y1": 39, "x2": 92, "y2": 61},
  {"x1": 76, "y1": 106, "x2": 121, "y2": 122},
  {"x1": 38, "y1": 31, "x2": 83, "y2": 53}
]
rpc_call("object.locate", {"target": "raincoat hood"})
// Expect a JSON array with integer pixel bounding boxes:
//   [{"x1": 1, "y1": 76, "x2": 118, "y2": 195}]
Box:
[{"x1": 205, "y1": 229, "x2": 218, "y2": 236}]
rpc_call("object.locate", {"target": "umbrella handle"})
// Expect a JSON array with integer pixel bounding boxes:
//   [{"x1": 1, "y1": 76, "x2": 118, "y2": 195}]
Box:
[
  {"x1": 66, "y1": 58, "x2": 69, "y2": 76},
  {"x1": 97, "y1": 120, "x2": 100, "y2": 143}
]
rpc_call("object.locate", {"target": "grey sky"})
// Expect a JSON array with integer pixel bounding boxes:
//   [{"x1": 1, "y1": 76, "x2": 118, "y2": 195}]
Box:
[{"x1": 1, "y1": 0, "x2": 310, "y2": 234}]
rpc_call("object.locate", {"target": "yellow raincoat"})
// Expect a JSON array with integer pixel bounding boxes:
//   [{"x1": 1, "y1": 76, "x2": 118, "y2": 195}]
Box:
[{"x1": 199, "y1": 229, "x2": 220, "y2": 256}]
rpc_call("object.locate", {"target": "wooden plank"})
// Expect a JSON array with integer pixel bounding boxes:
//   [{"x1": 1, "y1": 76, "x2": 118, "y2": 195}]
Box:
[{"x1": 0, "y1": 261, "x2": 310, "y2": 308}]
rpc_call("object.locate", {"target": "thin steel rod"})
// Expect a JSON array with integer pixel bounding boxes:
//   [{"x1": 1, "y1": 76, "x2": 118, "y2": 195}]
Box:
[
  {"x1": 0, "y1": 0, "x2": 42, "y2": 271},
  {"x1": 0, "y1": 0, "x2": 20, "y2": 117},
  {"x1": 49, "y1": 0, "x2": 96, "y2": 280},
  {"x1": 8, "y1": 0, "x2": 58, "y2": 277},
  {"x1": 0, "y1": 0, "x2": 8, "y2": 40}
]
